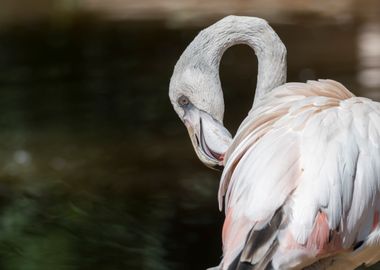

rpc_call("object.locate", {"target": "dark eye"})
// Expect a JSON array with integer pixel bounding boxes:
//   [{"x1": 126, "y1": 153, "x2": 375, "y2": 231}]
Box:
[{"x1": 177, "y1": 95, "x2": 190, "y2": 107}]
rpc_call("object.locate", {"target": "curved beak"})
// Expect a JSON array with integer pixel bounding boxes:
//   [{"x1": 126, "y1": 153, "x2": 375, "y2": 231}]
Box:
[{"x1": 183, "y1": 105, "x2": 232, "y2": 170}]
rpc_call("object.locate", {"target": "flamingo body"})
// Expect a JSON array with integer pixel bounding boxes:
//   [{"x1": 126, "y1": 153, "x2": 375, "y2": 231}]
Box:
[
  {"x1": 168, "y1": 16, "x2": 380, "y2": 270},
  {"x1": 219, "y1": 80, "x2": 380, "y2": 269}
]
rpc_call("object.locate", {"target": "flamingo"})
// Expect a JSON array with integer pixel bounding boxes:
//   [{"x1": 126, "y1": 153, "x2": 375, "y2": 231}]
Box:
[{"x1": 168, "y1": 15, "x2": 380, "y2": 270}]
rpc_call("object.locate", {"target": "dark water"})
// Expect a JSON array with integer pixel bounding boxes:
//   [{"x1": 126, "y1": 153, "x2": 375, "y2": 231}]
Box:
[{"x1": 0, "y1": 17, "x2": 378, "y2": 270}]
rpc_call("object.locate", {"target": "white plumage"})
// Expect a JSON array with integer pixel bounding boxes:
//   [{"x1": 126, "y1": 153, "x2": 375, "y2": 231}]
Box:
[
  {"x1": 169, "y1": 15, "x2": 380, "y2": 270},
  {"x1": 220, "y1": 80, "x2": 380, "y2": 269}
]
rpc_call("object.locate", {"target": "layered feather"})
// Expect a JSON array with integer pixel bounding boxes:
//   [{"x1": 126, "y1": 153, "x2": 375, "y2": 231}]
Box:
[{"x1": 218, "y1": 80, "x2": 380, "y2": 269}]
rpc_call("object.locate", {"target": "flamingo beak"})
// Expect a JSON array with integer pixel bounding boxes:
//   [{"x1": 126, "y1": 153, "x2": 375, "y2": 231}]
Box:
[{"x1": 183, "y1": 106, "x2": 232, "y2": 170}]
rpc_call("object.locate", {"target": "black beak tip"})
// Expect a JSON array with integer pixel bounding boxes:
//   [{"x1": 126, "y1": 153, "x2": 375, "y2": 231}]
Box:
[{"x1": 211, "y1": 164, "x2": 224, "y2": 171}]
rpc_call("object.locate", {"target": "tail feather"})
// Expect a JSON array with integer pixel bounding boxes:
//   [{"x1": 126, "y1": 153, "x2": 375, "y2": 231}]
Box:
[{"x1": 227, "y1": 208, "x2": 284, "y2": 270}]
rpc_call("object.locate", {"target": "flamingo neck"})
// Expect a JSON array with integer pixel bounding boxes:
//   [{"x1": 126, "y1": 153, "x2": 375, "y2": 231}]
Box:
[{"x1": 185, "y1": 16, "x2": 287, "y2": 103}]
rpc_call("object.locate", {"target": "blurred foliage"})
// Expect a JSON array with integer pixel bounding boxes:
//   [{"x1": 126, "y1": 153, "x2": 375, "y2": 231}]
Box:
[{"x1": 0, "y1": 185, "x2": 172, "y2": 270}]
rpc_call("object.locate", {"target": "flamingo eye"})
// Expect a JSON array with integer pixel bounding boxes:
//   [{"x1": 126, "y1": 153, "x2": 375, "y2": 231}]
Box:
[{"x1": 178, "y1": 95, "x2": 190, "y2": 107}]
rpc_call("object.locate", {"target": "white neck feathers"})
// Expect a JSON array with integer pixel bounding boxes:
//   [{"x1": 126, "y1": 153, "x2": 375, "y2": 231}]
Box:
[{"x1": 179, "y1": 16, "x2": 287, "y2": 103}]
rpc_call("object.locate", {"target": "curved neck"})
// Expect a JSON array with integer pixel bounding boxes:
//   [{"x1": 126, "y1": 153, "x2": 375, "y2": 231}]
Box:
[{"x1": 182, "y1": 16, "x2": 287, "y2": 103}]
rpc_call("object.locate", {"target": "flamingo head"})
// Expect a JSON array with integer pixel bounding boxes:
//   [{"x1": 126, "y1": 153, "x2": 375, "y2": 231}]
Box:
[{"x1": 169, "y1": 62, "x2": 232, "y2": 170}]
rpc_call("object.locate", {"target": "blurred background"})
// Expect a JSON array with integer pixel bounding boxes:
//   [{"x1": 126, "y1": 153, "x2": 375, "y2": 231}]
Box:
[{"x1": 0, "y1": 0, "x2": 379, "y2": 269}]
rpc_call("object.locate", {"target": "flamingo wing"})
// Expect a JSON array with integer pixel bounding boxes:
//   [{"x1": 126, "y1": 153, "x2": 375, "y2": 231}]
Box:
[{"x1": 218, "y1": 80, "x2": 380, "y2": 269}]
